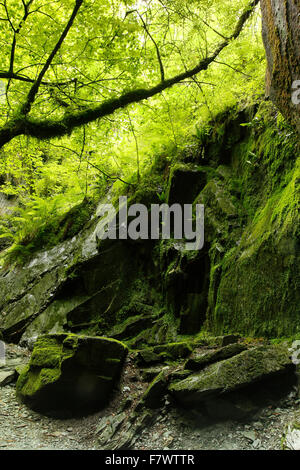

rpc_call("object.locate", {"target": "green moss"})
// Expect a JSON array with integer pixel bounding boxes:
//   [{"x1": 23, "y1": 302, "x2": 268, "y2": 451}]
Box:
[
  {"x1": 30, "y1": 347, "x2": 62, "y2": 369},
  {"x1": 169, "y1": 345, "x2": 291, "y2": 395},
  {"x1": 201, "y1": 101, "x2": 300, "y2": 338},
  {"x1": 16, "y1": 334, "x2": 128, "y2": 413}
]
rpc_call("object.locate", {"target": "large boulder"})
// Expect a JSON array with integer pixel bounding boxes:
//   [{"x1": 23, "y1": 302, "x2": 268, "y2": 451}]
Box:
[
  {"x1": 169, "y1": 345, "x2": 294, "y2": 407},
  {"x1": 16, "y1": 333, "x2": 128, "y2": 415},
  {"x1": 261, "y1": 0, "x2": 300, "y2": 133}
]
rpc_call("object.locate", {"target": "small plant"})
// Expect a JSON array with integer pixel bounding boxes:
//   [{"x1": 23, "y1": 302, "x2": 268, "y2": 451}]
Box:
[
  {"x1": 192, "y1": 125, "x2": 212, "y2": 146},
  {"x1": 156, "y1": 190, "x2": 166, "y2": 203}
]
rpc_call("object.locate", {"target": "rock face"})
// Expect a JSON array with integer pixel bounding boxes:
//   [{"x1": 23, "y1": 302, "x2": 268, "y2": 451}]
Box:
[
  {"x1": 169, "y1": 345, "x2": 294, "y2": 406},
  {"x1": 16, "y1": 334, "x2": 128, "y2": 415},
  {"x1": 0, "y1": 212, "x2": 159, "y2": 344},
  {"x1": 0, "y1": 102, "x2": 299, "y2": 344},
  {"x1": 261, "y1": 0, "x2": 300, "y2": 132}
]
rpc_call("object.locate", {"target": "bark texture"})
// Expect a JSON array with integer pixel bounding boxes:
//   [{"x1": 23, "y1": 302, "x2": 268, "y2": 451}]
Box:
[{"x1": 261, "y1": 0, "x2": 300, "y2": 132}]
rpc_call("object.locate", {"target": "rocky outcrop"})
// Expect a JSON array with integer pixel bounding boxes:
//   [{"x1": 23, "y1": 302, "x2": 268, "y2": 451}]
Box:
[
  {"x1": 261, "y1": 0, "x2": 300, "y2": 132},
  {"x1": 0, "y1": 204, "x2": 159, "y2": 344},
  {"x1": 16, "y1": 333, "x2": 128, "y2": 415},
  {"x1": 212, "y1": 157, "x2": 300, "y2": 337}
]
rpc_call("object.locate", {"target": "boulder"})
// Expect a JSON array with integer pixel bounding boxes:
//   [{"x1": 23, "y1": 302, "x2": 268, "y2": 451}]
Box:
[
  {"x1": 16, "y1": 333, "x2": 128, "y2": 415},
  {"x1": 169, "y1": 345, "x2": 294, "y2": 406}
]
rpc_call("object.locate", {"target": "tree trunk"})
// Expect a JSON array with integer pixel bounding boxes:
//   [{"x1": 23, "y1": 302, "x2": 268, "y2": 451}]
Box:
[{"x1": 261, "y1": 0, "x2": 300, "y2": 133}]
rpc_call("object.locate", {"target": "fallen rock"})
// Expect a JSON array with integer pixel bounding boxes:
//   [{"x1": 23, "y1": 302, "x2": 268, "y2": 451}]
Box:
[
  {"x1": 169, "y1": 345, "x2": 295, "y2": 406},
  {"x1": 97, "y1": 412, "x2": 127, "y2": 446},
  {"x1": 185, "y1": 343, "x2": 247, "y2": 371},
  {"x1": 16, "y1": 333, "x2": 128, "y2": 415},
  {"x1": 104, "y1": 410, "x2": 155, "y2": 450}
]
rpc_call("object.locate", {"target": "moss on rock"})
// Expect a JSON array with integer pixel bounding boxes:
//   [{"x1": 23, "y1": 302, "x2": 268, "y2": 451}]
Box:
[
  {"x1": 169, "y1": 345, "x2": 294, "y2": 406},
  {"x1": 16, "y1": 333, "x2": 128, "y2": 415}
]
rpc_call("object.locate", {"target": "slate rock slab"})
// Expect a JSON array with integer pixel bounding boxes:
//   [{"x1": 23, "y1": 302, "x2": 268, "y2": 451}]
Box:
[{"x1": 169, "y1": 345, "x2": 294, "y2": 406}]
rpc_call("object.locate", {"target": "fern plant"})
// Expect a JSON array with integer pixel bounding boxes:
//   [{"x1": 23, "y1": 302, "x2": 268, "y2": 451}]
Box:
[{"x1": 0, "y1": 196, "x2": 65, "y2": 266}]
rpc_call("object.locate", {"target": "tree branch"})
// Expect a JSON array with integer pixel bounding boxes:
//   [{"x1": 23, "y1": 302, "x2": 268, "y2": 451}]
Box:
[
  {"x1": 0, "y1": 71, "x2": 77, "y2": 87},
  {"x1": 137, "y1": 11, "x2": 165, "y2": 83},
  {"x1": 5, "y1": 0, "x2": 34, "y2": 109},
  {"x1": 21, "y1": 0, "x2": 83, "y2": 115}
]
